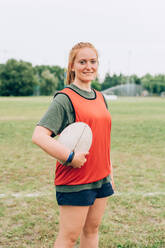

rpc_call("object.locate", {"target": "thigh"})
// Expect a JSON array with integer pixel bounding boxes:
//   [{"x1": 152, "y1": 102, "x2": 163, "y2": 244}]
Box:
[
  {"x1": 59, "y1": 205, "x2": 89, "y2": 236},
  {"x1": 83, "y1": 197, "x2": 108, "y2": 231}
]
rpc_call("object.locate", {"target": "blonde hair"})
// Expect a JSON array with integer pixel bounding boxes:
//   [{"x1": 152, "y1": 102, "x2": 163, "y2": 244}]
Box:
[{"x1": 66, "y1": 42, "x2": 98, "y2": 85}]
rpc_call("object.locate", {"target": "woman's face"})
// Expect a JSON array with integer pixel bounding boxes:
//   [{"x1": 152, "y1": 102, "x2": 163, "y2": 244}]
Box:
[{"x1": 72, "y1": 47, "x2": 98, "y2": 83}]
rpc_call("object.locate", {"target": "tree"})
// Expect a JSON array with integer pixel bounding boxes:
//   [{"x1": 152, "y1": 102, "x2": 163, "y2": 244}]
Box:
[
  {"x1": 40, "y1": 70, "x2": 58, "y2": 95},
  {"x1": 51, "y1": 66, "x2": 65, "y2": 90},
  {"x1": 141, "y1": 74, "x2": 165, "y2": 94},
  {"x1": 101, "y1": 73, "x2": 123, "y2": 91},
  {"x1": 0, "y1": 64, "x2": 5, "y2": 73},
  {"x1": 0, "y1": 59, "x2": 37, "y2": 96},
  {"x1": 34, "y1": 65, "x2": 65, "y2": 91},
  {"x1": 91, "y1": 77, "x2": 101, "y2": 91},
  {"x1": 101, "y1": 73, "x2": 111, "y2": 90},
  {"x1": 129, "y1": 74, "x2": 141, "y2": 85}
]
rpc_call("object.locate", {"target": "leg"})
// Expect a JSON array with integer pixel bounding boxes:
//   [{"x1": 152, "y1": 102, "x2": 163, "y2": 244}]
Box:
[
  {"x1": 79, "y1": 197, "x2": 108, "y2": 248},
  {"x1": 54, "y1": 205, "x2": 89, "y2": 248}
]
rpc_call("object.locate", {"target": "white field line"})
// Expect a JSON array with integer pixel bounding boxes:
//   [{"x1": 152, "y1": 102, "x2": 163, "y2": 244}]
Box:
[
  {"x1": 0, "y1": 191, "x2": 165, "y2": 199},
  {"x1": 0, "y1": 192, "x2": 52, "y2": 198}
]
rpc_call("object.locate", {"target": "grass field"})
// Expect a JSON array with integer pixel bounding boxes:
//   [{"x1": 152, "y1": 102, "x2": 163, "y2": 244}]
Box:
[{"x1": 0, "y1": 96, "x2": 165, "y2": 248}]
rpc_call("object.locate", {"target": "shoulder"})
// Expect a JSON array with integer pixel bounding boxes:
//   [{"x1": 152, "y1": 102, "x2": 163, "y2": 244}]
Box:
[{"x1": 53, "y1": 90, "x2": 74, "y2": 113}]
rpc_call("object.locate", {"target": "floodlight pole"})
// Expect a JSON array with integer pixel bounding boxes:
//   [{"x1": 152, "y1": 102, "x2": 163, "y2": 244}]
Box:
[{"x1": 127, "y1": 50, "x2": 132, "y2": 84}]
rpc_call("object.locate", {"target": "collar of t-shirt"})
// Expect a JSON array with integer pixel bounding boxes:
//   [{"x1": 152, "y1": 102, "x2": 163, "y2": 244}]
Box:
[{"x1": 67, "y1": 83, "x2": 95, "y2": 99}]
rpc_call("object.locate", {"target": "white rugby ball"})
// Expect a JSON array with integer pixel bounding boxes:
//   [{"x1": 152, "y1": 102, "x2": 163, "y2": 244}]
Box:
[{"x1": 58, "y1": 122, "x2": 93, "y2": 153}]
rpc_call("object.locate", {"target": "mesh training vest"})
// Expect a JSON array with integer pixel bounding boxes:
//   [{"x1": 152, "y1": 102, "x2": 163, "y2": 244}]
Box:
[{"x1": 55, "y1": 87, "x2": 112, "y2": 185}]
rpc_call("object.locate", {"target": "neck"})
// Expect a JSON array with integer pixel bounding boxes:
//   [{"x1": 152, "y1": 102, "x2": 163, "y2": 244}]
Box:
[{"x1": 72, "y1": 80, "x2": 91, "y2": 92}]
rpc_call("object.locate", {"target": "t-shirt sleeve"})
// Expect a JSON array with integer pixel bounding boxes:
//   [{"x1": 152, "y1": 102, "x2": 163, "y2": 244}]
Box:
[{"x1": 37, "y1": 94, "x2": 75, "y2": 137}]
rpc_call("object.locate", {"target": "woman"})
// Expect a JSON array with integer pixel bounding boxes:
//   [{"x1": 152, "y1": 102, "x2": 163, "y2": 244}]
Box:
[{"x1": 32, "y1": 42, "x2": 114, "y2": 248}]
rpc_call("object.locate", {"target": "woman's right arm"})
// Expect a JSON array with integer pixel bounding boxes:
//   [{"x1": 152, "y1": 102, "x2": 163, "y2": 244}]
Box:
[
  {"x1": 32, "y1": 126, "x2": 87, "y2": 168},
  {"x1": 32, "y1": 125, "x2": 70, "y2": 162}
]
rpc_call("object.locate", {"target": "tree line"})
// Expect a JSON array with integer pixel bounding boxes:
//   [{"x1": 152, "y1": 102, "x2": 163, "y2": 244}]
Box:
[{"x1": 0, "y1": 59, "x2": 165, "y2": 96}]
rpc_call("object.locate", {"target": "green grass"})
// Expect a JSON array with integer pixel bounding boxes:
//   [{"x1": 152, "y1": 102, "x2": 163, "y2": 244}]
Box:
[{"x1": 0, "y1": 96, "x2": 165, "y2": 248}]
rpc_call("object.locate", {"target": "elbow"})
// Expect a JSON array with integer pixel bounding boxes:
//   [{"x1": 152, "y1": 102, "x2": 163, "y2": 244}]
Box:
[
  {"x1": 32, "y1": 126, "x2": 51, "y2": 145},
  {"x1": 32, "y1": 129, "x2": 41, "y2": 145},
  {"x1": 32, "y1": 132, "x2": 37, "y2": 144}
]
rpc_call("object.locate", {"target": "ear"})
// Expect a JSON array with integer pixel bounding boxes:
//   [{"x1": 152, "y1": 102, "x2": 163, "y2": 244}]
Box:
[
  {"x1": 71, "y1": 62, "x2": 75, "y2": 72},
  {"x1": 71, "y1": 66, "x2": 74, "y2": 72}
]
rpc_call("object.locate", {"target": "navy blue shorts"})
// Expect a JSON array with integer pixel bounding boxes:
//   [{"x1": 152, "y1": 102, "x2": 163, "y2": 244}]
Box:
[{"x1": 56, "y1": 182, "x2": 114, "y2": 206}]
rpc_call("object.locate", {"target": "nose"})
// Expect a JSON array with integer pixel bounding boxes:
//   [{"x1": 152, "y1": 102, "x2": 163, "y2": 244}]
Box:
[{"x1": 86, "y1": 62, "x2": 92, "y2": 70}]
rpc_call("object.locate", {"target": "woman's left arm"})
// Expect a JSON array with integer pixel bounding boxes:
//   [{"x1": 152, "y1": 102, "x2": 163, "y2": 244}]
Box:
[{"x1": 110, "y1": 159, "x2": 115, "y2": 190}]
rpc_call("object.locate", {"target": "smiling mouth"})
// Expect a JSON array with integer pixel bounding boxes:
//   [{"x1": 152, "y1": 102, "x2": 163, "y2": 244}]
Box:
[{"x1": 83, "y1": 72, "x2": 93, "y2": 74}]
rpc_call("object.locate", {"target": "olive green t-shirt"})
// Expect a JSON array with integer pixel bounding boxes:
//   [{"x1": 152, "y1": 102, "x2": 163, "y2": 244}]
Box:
[{"x1": 37, "y1": 83, "x2": 110, "y2": 192}]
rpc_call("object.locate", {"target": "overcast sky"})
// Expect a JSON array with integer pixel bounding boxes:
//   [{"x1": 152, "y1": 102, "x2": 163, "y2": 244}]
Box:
[{"x1": 0, "y1": 0, "x2": 165, "y2": 79}]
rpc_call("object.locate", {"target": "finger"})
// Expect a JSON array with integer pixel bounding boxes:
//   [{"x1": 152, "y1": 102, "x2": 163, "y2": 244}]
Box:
[{"x1": 80, "y1": 152, "x2": 89, "y2": 156}]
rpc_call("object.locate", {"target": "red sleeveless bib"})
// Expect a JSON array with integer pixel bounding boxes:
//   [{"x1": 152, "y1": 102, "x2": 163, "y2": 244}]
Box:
[{"x1": 55, "y1": 88, "x2": 112, "y2": 185}]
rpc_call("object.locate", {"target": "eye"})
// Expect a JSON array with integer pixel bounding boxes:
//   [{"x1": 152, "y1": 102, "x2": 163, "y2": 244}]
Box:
[
  {"x1": 79, "y1": 60, "x2": 86, "y2": 65},
  {"x1": 91, "y1": 60, "x2": 97, "y2": 64}
]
